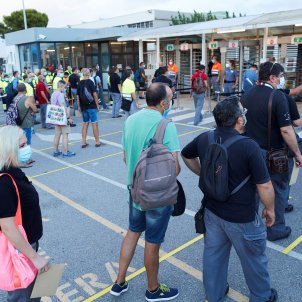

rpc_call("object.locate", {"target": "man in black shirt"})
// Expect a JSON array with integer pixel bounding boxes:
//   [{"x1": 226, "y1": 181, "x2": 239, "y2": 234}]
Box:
[
  {"x1": 77, "y1": 68, "x2": 101, "y2": 148},
  {"x1": 182, "y1": 97, "x2": 277, "y2": 302},
  {"x1": 241, "y1": 62, "x2": 302, "y2": 241},
  {"x1": 69, "y1": 67, "x2": 80, "y2": 111},
  {"x1": 154, "y1": 67, "x2": 174, "y2": 90}
]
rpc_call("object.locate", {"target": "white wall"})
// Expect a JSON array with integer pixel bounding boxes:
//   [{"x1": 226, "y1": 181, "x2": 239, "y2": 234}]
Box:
[{"x1": 0, "y1": 39, "x2": 20, "y2": 74}]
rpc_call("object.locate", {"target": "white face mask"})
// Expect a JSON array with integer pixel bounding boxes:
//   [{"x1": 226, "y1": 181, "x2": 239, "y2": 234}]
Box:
[
  {"x1": 226, "y1": 63, "x2": 230, "y2": 68},
  {"x1": 169, "y1": 61, "x2": 173, "y2": 65}
]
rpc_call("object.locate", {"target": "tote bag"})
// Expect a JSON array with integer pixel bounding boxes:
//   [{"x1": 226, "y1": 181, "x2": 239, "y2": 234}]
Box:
[
  {"x1": 46, "y1": 93, "x2": 67, "y2": 126},
  {"x1": 0, "y1": 173, "x2": 38, "y2": 291}
]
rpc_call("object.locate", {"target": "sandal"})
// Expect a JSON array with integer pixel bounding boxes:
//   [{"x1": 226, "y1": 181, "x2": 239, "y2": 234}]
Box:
[{"x1": 81, "y1": 143, "x2": 89, "y2": 148}]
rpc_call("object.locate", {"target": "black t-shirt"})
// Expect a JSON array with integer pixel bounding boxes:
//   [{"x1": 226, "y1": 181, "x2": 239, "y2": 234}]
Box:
[
  {"x1": 155, "y1": 75, "x2": 173, "y2": 88},
  {"x1": 278, "y1": 89, "x2": 300, "y2": 122},
  {"x1": 0, "y1": 168, "x2": 43, "y2": 244},
  {"x1": 181, "y1": 128, "x2": 270, "y2": 223},
  {"x1": 77, "y1": 79, "x2": 97, "y2": 110},
  {"x1": 109, "y1": 73, "x2": 121, "y2": 93},
  {"x1": 241, "y1": 84, "x2": 291, "y2": 150},
  {"x1": 69, "y1": 73, "x2": 80, "y2": 89}
]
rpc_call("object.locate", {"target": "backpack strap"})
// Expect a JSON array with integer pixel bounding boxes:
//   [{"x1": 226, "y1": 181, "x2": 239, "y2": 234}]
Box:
[
  {"x1": 0, "y1": 173, "x2": 22, "y2": 226},
  {"x1": 231, "y1": 175, "x2": 251, "y2": 195},
  {"x1": 153, "y1": 119, "x2": 170, "y2": 144}
]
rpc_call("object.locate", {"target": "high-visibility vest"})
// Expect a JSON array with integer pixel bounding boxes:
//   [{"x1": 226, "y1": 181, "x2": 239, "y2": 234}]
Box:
[
  {"x1": 24, "y1": 82, "x2": 34, "y2": 97},
  {"x1": 52, "y1": 76, "x2": 61, "y2": 90}
]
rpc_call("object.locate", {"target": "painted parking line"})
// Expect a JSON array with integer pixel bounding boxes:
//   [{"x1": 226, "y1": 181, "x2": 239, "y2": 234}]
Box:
[
  {"x1": 32, "y1": 179, "x2": 249, "y2": 302},
  {"x1": 282, "y1": 235, "x2": 302, "y2": 254},
  {"x1": 84, "y1": 235, "x2": 205, "y2": 301},
  {"x1": 33, "y1": 130, "x2": 123, "y2": 153},
  {"x1": 29, "y1": 150, "x2": 123, "y2": 180}
]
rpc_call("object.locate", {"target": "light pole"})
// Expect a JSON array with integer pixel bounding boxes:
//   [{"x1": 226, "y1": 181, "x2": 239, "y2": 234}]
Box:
[{"x1": 22, "y1": 0, "x2": 28, "y2": 30}]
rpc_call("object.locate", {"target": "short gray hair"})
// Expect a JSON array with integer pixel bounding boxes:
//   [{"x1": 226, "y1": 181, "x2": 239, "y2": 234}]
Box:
[{"x1": 0, "y1": 126, "x2": 24, "y2": 170}]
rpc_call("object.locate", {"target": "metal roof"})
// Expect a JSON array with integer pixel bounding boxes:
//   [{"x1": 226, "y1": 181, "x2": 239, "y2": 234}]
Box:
[
  {"x1": 118, "y1": 9, "x2": 302, "y2": 41},
  {"x1": 4, "y1": 27, "x2": 139, "y2": 46}
]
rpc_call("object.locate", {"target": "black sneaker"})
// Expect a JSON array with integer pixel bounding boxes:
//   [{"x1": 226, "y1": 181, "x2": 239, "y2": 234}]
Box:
[
  {"x1": 267, "y1": 288, "x2": 278, "y2": 302},
  {"x1": 285, "y1": 204, "x2": 294, "y2": 213},
  {"x1": 110, "y1": 281, "x2": 129, "y2": 296},
  {"x1": 145, "y1": 284, "x2": 179, "y2": 301},
  {"x1": 267, "y1": 226, "x2": 291, "y2": 241}
]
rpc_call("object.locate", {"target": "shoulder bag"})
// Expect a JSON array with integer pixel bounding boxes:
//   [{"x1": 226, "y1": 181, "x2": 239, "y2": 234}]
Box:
[
  {"x1": 0, "y1": 173, "x2": 38, "y2": 291},
  {"x1": 46, "y1": 93, "x2": 67, "y2": 126}
]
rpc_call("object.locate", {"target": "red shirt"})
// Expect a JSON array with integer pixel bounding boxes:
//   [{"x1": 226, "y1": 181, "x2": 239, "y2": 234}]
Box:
[
  {"x1": 191, "y1": 70, "x2": 207, "y2": 92},
  {"x1": 36, "y1": 81, "x2": 49, "y2": 105}
]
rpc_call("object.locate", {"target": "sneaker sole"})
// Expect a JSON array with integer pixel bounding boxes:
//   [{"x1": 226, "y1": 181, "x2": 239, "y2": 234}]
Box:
[
  {"x1": 145, "y1": 292, "x2": 179, "y2": 302},
  {"x1": 109, "y1": 287, "x2": 129, "y2": 296}
]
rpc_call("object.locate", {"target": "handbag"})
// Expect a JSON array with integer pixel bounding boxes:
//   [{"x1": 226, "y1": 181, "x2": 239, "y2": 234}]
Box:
[
  {"x1": 172, "y1": 180, "x2": 186, "y2": 216},
  {"x1": 121, "y1": 97, "x2": 132, "y2": 112},
  {"x1": 194, "y1": 197, "x2": 206, "y2": 234},
  {"x1": 267, "y1": 91, "x2": 288, "y2": 174},
  {"x1": 0, "y1": 173, "x2": 38, "y2": 291},
  {"x1": 46, "y1": 93, "x2": 67, "y2": 126}
]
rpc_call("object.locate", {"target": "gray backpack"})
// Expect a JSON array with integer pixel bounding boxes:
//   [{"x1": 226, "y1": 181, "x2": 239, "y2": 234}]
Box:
[{"x1": 131, "y1": 119, "x2": 179, "y2": 210}]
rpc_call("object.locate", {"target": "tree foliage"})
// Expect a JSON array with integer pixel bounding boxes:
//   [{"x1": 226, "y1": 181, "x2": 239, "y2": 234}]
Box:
[
  {"x1": 171, "y1": 10, "x2": 246, "y2": 25},
  {"x1": 171, "y1": 11, "x2": 217, "y2": 25},
  {"x1": 0, "y1": 22, "x2": 8, "y2": 38},
  {"x1": 3, "y1": 9, "x2": 48, "y2": 32}
]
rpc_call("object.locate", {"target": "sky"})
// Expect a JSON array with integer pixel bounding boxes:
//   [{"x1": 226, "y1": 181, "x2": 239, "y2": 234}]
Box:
[{"x1": 0, "y1": 0, "x2": 301, "y2": 27}]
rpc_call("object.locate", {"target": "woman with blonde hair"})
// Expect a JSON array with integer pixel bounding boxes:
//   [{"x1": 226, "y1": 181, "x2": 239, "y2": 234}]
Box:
[{"x1": 0, "y1": 126, "x2": 49, "y2": 301}]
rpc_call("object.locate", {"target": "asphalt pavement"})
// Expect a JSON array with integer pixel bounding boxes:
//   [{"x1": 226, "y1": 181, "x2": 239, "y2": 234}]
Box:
[{"x1": 0, "y1": 99, "x2": 302, "y2": 302}]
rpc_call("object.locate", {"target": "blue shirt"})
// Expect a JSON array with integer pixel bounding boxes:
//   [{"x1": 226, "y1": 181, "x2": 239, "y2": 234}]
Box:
[
  {"x1": 243, "y1": 70, "x2": 258, "y2": 92},
  {"x1": 224, "y1": 68, "x2": 237, "y2": 82}
]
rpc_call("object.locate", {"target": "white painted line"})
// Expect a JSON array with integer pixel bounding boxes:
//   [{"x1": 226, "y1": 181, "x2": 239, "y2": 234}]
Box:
[
  {"x1": 187, "y1": 116, "x2": 215, "y2": 126},
  {"x1": 298, "y1": 131, "x2": 302, "y2": 138},
  {"x1": 31, "y1": 148, "x2": 127, "y2": 190},
  {"x1": 172, "y1": 112, "x2": 195, "y2": 122},
  {"x1": 100, "y1": 139, "x2": 123, "y2": 149},
  {"x1": 184, "y1": 209, "x2": 196, "y2": 217}
]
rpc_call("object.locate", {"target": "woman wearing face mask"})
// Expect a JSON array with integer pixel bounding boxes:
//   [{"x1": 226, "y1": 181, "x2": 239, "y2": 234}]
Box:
[
  {"x1": 0, "y1": 126, "x2": 49, "y2": 302},
  {"x1": 223, "y1": 60, "x2": 238, "y2": 96},
  {"x1": 51, "y1": 80, "x2": 76, "y2": 158}
]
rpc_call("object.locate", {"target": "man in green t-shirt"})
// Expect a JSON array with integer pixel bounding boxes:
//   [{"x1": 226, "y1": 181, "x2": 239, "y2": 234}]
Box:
[{"x1": 110, "y1": 83, "x2": 180, "y2": 301}]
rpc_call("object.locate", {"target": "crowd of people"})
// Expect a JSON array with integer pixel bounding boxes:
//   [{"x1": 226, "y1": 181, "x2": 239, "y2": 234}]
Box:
[{"x1": 0, "y1": 58, "x2": 302, "y2": 302}]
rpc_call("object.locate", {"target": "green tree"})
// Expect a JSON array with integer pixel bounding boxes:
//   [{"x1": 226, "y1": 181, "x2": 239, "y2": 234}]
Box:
[
  {"x1": 3, "y1": 9, "x2": 48, "y2": 32},
  {"x1": 171, "y1": 10, "x2": 217, "y2": 25},
  {"x1": 0, "y1": 22, "x2": 8, "y2": 38},
  {"x1": 225, "y1": 11, "x2": 230, "y2": 19}
]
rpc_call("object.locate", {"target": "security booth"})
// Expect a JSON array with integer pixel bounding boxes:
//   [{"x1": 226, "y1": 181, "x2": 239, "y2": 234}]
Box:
[{"x1": 118, "y1": 8, "x2": 302, "y2": 105}]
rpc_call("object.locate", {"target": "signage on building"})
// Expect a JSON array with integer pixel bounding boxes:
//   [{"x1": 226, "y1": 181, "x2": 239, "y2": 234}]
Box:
[
  {"x1": 228, "y1": 40, "x2": 239, "y2": 48},
  {"x1": 291, "y1": 35, "x2": 302, "y2": 44},
  {"x1": 180, "y1": 43, "x2": 189, "y2": 51},
  {"x1": 147, "y1": 43, "x2": 156, "y2": 51},
  {"x1": 208, "y1": 41, "x2": 218, "y2": 49},
  {"x1": 166, "y1": 44, "x2": 174, "y2": 51},
  {"x1": 267, "y1": 36, "x2": 278, "y2": 46}
]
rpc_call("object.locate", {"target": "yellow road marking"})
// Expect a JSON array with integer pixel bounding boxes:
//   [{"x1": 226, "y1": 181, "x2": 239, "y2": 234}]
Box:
[
  {"x1": 84, "y1": 235, "x2": 204, "y2": 301},
  {"x1": 282, "y1": 235, "x2": 302, "y2": 254},
  {"x1": 32, "y1": 179, "x2": 248, "y2": 302},
  {"x1": 29, "y1": 151, "x2": 123, "y2": 178},
  {"x1": 178, "y1": 128, "x2": 206, "y2": 137},
  {"x1": 33, "y1": 130, "x2": 123, "y2": 153}
]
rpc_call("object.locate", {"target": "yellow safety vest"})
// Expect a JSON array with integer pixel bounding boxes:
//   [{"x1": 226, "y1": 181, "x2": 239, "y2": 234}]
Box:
[
  {"x1": 24, "y1": 82, "x2": 34, "y2": 97},
  {"x1": 52, "y1": 76, "x2": 61, "y2": 90}
]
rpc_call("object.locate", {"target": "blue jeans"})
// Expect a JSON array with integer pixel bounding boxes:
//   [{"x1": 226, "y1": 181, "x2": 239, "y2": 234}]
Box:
[
  {"x1": 98, "y1": 88, "x2": 108, "y2": 109},
  {"x1": 223, "y1": 82, "x2": 235, "y2": 95},
  {"x1": 125, "y1": 101, "x2": 138, "y2": 119},
  {"x1": 204, "y1": 209, "x2": 271, "y2": 302},
  {"x1": 82, "y1": 108, "x2": 98, "y2": 123},
  {"x1": 192, "y1": 92, "x2": 205, "y2": 125},
  {"x1": 129, "y1": 203, "x2": 173, "y2": 244},
  {"x1": 257, "y1": 149, "x2": 289, "y2": 239},
  {"x1": 111, "y1": 93, "x2": 121, "y2": 117},
  {"x1": 23, "y1": 128, "x2": 32, "y2": 145},
  {"x1": 71, "y1": 88, "x2": 78, "y2": 110}
]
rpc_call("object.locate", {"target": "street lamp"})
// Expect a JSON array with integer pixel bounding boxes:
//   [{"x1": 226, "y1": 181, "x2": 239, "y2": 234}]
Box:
[{"x1": 22, "y1": 0, "x2": 28, "y2": 30}]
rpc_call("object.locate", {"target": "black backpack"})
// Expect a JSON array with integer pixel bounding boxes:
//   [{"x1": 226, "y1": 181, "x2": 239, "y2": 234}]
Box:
[
  {"x1": 79, "y1": 80, "x2": 94, "y2": 106},
  {"x1": 200, "y1": 131, "x2": 250, "y2": 202}
]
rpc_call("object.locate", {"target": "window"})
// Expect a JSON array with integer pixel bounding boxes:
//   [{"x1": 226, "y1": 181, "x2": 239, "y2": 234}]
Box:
[
  {"x1": 71, "y1": 43, "x2": 85, "y2": 69},
  {"x1": 56, "y1": 43, "x2": 71, "y2": 69},
  {"x1": 40, "y1": 43, "x2": 57, "y2": 69}
]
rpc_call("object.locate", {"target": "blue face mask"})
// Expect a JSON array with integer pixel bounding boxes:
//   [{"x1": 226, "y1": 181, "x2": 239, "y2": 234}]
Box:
[
  {"x1": 277, "y1": 76, "x2": 285, "y2": 89},
  {"x1": 59, "y1": 73, "x2": 64, "y2": 78},
  {"x1": 163, "y1": 100, "x2": 172, "y2": 119},
  {"x1": 18, "y1": 145, "x2": 32, "y2": 163},
  {"x1": 63, "y1": 88, "x2": 67, "y2": 94}
]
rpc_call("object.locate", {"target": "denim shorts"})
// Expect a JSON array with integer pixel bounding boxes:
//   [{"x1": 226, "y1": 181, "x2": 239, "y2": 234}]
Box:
[
  {"x1": 82, "y1": 108, "x2": 98, "y2": 123},
  {"x1": 129, "y1": 203, "x2": 173, "y2": 244}
]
